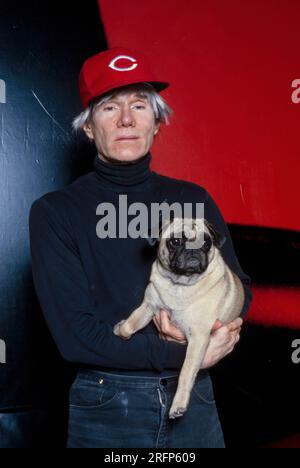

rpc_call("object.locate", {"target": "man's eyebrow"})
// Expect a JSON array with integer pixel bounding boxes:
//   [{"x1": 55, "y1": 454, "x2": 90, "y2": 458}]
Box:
[
  {"x1": 100, "y1": 93, "x2": 149, "y2": 106},
  {"x1": 108, "y1": 93, "x2": 148, "y2": 101},
  {"x1": 133, "y1": 93, "x2": 148, "y2": 100}
]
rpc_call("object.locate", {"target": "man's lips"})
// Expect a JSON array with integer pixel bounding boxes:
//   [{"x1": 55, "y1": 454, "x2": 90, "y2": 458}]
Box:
[{"x1": 116, "y1": 136, "x2": 139, "y2": 141}]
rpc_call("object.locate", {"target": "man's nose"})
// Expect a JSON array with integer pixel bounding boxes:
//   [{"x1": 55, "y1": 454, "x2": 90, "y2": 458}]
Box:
[{"x1": 117, "y1": 106, "x2": 136, "y2": 127}]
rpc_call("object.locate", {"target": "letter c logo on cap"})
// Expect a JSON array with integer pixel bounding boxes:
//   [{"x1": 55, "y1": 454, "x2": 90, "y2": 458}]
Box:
[{"x1": 109, "y1": 55, "x2": 138, "y2": 72}]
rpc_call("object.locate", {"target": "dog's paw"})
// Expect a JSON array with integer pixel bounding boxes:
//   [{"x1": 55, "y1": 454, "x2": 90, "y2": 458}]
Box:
[
  {"x1": 113, "y1": 320, "x2": 132, "y2": 340},
  {"x1": 113, "y1": 320, "x2": 125, "y2": 336},
  {"x1": 169, "y1": 406, "x2": 187, "y2": 419}
]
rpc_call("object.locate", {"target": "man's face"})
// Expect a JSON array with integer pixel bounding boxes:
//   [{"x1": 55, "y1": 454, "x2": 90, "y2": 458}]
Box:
[{"x1": 83, "y1": 90, "x2": 160, "y2": 164}]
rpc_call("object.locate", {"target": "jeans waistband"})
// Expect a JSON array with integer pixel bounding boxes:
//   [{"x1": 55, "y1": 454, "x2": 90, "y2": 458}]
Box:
[{"x1": 76, "y1": 369, "x2": 209, "y2": 389}]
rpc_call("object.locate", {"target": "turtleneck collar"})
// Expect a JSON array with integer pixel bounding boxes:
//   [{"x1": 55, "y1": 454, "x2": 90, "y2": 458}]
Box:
[{"x1": 94, "y1": 153, "x2": 153, "y2": 192}]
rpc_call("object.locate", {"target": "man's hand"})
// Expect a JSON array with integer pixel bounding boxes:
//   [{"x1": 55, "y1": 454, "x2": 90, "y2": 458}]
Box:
[
  {"x1": 201, "y1": 317, "x2": 242, "y2": 369},
  {"x1": 153, "y1": 310, "x2": 187, "y2": 344},
  {"x1": 153, "y1": 310, "x2": 242, "y2": 368}
]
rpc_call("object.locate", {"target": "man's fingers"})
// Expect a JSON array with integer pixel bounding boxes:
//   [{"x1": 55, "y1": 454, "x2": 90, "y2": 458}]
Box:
[
  {"x1": 153, "y1": 311, "x2": 187, "y2": 343},
  {"x1": 157, "y1": 311, "x2": 241, "y2": 346},
  {"x1": 227, "y1": 331, "x2": 240, "y2": 350},
  {"x1": 153, "y1": 315, "x2": 159, "y2": 327},
  {"x1": 211, "y1": 319, "x2": 223, "y2": 332},
  {"x1": 159, "y1": 309, "x2": 172, "y2": 333},
  {"x1": 160, "y1": 309, "x2": 186, "y2": 341},
  {"x1": 153, "y1": 314, "x2": 161, "y2": 331},
  {"x1": 227, "y1": 318, "x2": 243, "y2": 332},
  {"x1": 159, "y1": 309, "x2": 170, "y2": 324},
  {"x1": 211, "y1": 325, "x2": 240, "y2": 349}
]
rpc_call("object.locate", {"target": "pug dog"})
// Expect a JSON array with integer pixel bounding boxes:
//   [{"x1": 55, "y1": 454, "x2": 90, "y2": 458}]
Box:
[{"x1": 113, "y1": 217, "x2": 245, "y2": 419}]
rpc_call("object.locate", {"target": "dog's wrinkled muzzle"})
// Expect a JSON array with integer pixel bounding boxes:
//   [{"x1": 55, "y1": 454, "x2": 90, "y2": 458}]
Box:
[{"x1": 170, "y1": 249, "x2": 208, "y2": 276}]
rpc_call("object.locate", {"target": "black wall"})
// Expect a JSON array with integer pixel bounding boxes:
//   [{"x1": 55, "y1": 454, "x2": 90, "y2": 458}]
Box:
[
  {"x1": 214, "y1": 225, "x2": 300, "y2": 447},
  {"x1": 0, "y1": 0, "x2": 105, "y2": 447}
]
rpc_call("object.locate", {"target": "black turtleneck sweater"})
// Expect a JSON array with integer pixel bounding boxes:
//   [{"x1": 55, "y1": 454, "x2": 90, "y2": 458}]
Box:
[{"x1": 29, "y1": 153, "x2": 252, "y2": 376}]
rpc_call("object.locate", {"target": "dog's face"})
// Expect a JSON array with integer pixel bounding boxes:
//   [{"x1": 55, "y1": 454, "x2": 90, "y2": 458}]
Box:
[{"x1": 157, "y1": 218, "x2": 226, "y2": 277}]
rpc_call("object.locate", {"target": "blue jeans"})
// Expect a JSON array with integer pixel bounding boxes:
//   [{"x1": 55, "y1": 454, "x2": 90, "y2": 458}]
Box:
[{"x1": 67, "y1": 369, "x2": 225, "y2": 448}]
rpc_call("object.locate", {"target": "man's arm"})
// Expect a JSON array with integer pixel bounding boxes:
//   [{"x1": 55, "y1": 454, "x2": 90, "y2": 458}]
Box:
[
  {"x1": 204, "y1": 189, "x2": 253, "y2": 318},
  {"x1": 29, "y1": 197, "x2": 186, "y2": 372},
  {"x1": 200, "y1": 318, "x2": 242, "y2": 369}
]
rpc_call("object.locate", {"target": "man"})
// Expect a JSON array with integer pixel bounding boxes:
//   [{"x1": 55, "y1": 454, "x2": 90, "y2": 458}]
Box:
[{"x1": 29, "y1": 47, "x2": 252, "y2": 448}]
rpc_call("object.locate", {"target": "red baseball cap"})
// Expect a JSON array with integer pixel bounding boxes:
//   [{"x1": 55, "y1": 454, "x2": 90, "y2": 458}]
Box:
[{"x1": 79, "y1": 47, "x2": 170, "y2": 109}]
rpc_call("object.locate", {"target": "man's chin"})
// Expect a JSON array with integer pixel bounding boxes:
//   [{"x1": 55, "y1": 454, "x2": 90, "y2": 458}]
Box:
[{"x1": 99, "y1": 152, "x2": 147, "y2": 165}]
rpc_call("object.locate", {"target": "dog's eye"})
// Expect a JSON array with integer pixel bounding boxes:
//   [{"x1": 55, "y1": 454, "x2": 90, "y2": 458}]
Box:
[
  {"x1": 169, "y1": 237, "x2": 185, "y2": 248},
  {"x1": 202, "y1": 238, "x2": 212, "y2": 252}
]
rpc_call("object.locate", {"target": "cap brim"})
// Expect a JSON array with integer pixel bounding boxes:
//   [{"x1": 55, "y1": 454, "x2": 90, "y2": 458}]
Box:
[
  {"x1": 148, "y1": 81, "x2": 170, "y2": 92},
  {"x1": 86, "y1": 79, "x2": 170, "y2": 108}
]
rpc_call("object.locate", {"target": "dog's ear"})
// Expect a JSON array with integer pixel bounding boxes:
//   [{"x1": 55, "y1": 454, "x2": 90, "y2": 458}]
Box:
[
  {"x1": 145, "y1": 236, "x2": 159, "y2": 247},
  {"x1": 147, "y1": 211, "x2": 163, "y2": 246},
  {"x1": 204, "y1": 220, "x2": 226, "y2": 248},
  {"x1": 144, "y1": 210, "x2": 165, "y2": 246}
]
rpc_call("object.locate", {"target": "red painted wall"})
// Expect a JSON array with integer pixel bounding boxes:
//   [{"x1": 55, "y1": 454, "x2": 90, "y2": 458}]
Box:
[
  {"x1": 98, "y1": 0, "x2": 300, "y2": 329},
  {"x1": 99, "y1": 0, "x2": 300, "y2": 232}
]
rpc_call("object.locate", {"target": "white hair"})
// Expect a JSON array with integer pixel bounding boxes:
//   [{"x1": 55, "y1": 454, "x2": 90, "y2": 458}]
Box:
[{"x1": 72, "y1": 83, "x2": 172, "y2": 132}]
